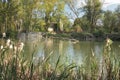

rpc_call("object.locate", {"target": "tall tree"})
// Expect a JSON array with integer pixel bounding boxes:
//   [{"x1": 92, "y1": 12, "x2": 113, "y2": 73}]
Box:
[
  {"x1": 0, "y1": 0, "x2": 19, "y2": 32},
  {"x1": 83, "y1": 0, "x2": 102, "y2": 32},
  {"x1": 19, "y1": 0, "x2": 40, "y2": 32},
  {"x1": 64, "y1": 0, "x2": 82, "y2": 20},
  {"x1": 64, "y1": 0, "x2": 84, "y2": 32},
  {"x1": 40, "y1": 0, "x2": 65, "y2": 30},
  {"x1": 115, "y1": 5, "x2": 120, "y2": 32}
]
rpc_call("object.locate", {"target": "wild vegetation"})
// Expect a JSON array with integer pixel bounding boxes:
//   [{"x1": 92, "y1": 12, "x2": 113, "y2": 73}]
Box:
[{"x1": 0, "y1": 36, "x2": 120, "y2": 80}]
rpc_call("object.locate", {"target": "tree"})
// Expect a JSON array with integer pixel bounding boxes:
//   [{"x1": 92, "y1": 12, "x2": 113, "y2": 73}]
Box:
[
  {"x1": 64, "y1": 0, "x2": 84, "y2": 32},
  {"x1": 19, "y1": 0, "x2": 40, "y2": 32},
  {"x1": 65, "y1": 0, "x2": 80, "y2": 20},
  {"x1": 39, "y1": 0, "x2": 65, "y2": 31},
  {"x1": 60, "y1": 15, "x2": 71, "y2": 32},
  {"x1": 103, "y1": 11, "x2": 117, "y2": 33},
  {"x1": 0, "y1": 0, "x2": 68, "y2": 33},
  {"x1": 83, "y1": 0, "x2": 102, "y2": 32},
  {"x1": 73, "y1": 18, "x2": 83, "y2": 32},
  {"x1": 115, "y1": 5, "x2": 120, "y2": 32},
  {"x1": 0, "y1": 0, "x2": 19, "y2": 32}
]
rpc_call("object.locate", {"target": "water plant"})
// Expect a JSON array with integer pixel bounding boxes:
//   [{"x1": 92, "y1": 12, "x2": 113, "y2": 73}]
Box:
[{"x1": 0, "y1": 38, "x2": 120, "y2": 80}]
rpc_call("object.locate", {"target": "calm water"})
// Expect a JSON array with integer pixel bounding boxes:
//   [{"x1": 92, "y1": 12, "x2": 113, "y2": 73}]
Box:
[{"x1": 21, "y1": 33, "x2": 120, "y2": 66}]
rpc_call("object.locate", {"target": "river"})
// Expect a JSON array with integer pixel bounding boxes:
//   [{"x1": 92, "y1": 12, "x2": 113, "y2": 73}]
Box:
[{"x1": 19, "y1": 33, "x2": 120, "y2": 66}]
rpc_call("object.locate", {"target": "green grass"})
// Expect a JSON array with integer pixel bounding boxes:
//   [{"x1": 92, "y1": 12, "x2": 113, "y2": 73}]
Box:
[{"x1": 0, "y1": 38, "x2": 120, "y2": 80}]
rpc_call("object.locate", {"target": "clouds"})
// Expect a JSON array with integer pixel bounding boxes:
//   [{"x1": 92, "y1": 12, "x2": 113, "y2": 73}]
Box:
[
  {"x1": 103, "y1": 0, "x2": 120, "y2": 8},
  {"x1": 76, "y1": 0, "x2": 86, "y2": 8},
  {"x1": 76, "y1": 0, "x2": 120, "y2": 9},
  {"x1": 105, "y1": 0, "x2": 120, "y2": 4}
]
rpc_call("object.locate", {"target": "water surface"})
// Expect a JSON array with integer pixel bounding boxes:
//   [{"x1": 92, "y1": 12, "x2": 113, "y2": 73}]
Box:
[{"x1": 21, "y1": 34, "x2": 120, "y2": 66}]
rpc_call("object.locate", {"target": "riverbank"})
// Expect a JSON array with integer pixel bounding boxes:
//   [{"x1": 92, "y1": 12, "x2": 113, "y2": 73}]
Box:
[
  {"x1": 43, "y1": 32, "x2": 120, "y2": 41},
  {"x1": 1, "y1": 32, "x2": 120, "y2": 41}
]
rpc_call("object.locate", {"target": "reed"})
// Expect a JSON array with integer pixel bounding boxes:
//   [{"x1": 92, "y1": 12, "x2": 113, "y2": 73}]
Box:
[{"x1": 0, "y1": 38, "x2": 120, "y2": 80}]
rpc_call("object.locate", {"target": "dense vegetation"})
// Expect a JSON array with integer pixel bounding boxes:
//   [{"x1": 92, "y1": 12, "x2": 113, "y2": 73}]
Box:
[{"x1": 0, "y1": 0, "x2": 120, "y2": 38}]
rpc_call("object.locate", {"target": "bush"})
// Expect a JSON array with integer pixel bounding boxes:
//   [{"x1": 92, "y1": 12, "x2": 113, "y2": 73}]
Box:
[
  {"x1": 6, "y1": 30, "x2": 18, "y2": 39},
  {"x1": 92, "y1": 29, "x2": 105, "y2": 37},
  {"x1": 71, "y1": 32, "x2": 94, "y2": 40}
]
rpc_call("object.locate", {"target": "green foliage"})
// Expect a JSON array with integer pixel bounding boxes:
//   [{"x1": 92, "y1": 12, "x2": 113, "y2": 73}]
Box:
[
  {"x1": 73, "y1": 18, "x2": 81, "y2": 26},
  {"x1": 1, "y1": 0, "x2": 120, "y2": 38},
  {"x1": 6, "y1": 30, "x2": 18, "y2": 39},
  {"x1": 83, "y1": 0, "x2": 102, "y2": 32},
  {"x1": 19, "y1": 0, "x2": 41, "y2": 32},
  {"x1": 0, "y1": 0, "x2": 67, "y2": 34},
  {"x1": 40, "y1": 0, "x2": 65, "y2": 30},
  {"x1": 99, "y1": 5, "x2": 120, "y2": 34},
  {"x1": 103, "y1": 11, "x2": 118, "y2": 33},
  {"x1": 71, "y1": 32, "x2": 94, "y2": 40},
  {"x1": 92, "y1": 29, "x2": 105, "y2": 37},
  {"x1": 0, "y1": 0, "x2": 19, "y2": 32}
]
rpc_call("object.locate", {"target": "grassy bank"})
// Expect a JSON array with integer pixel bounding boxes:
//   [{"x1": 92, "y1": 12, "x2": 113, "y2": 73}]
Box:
[{"x1": 0, "y1": 38, "x2": 120, "y2": 80}]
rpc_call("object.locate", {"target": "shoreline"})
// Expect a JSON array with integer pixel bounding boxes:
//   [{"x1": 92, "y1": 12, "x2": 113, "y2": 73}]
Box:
[
  {"x1": 42, "y1": 32, "x2": 120, "y2": 41},
  {"x1": 1, "y1": 32, "x2": 120, "y2": 42}
]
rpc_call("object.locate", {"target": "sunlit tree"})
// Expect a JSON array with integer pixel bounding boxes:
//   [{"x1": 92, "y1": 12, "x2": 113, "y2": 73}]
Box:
[
  {"x1": 39, "y1": 0, "x2": 65, "y2": 31},
  {"x1": 83, "y1": 0, "x2": 102, "y2": 32},
  {"x1": 0, "y1": 0, "x2": 19, "y2": 32}
]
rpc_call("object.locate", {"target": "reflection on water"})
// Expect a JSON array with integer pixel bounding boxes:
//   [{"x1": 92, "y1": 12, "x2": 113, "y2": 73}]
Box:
[{"x1": 18, "y1": 34, "x2": 120, "y2": 66}]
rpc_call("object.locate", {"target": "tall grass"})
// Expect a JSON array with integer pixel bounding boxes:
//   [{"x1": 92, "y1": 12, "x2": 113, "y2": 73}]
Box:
[{"x1": 0, "y1": 38, "x2": 120, "y2": 80}]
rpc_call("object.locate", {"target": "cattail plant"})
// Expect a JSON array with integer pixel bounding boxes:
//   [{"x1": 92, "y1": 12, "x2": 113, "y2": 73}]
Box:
[{"x1": 0, "y1": 38, "x2": 119, "y2": 80}]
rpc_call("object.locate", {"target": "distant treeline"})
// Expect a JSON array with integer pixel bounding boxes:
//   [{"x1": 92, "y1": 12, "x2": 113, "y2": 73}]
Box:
[{"x1": 0, "y1": 0, "x2": 120, "y2": 37}]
